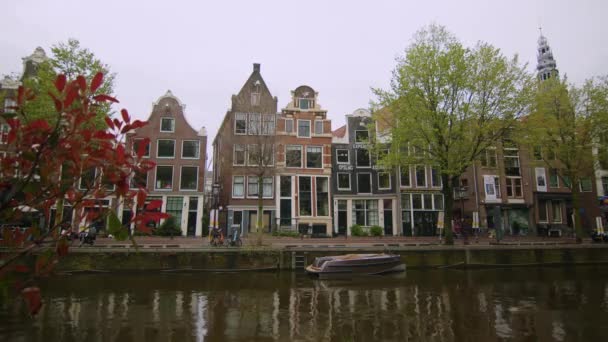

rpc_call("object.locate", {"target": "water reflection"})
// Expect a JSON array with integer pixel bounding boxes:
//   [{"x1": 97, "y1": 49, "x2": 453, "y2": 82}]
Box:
[{"x1": 1, "y1": 267, "x2": 608, "y2": 341}]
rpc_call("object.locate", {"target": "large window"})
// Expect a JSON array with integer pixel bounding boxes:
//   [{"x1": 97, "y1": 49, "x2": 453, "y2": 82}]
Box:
[
  {"x1": 353, "y1": 200, "x2": 378, "y2": 226},
  {"x1": 299, "y1": 176, "x2": 312, "y2": 216},
  {"x1": 356, "y1": 149, "x2": 370, "y2": 167},
  {"x1": 378, "y1": 172, "x2": 391, "y2": 190},
  {"x1": 552, "y1": 201, "x2": 562, "y2": 223},
  {"x1": 337, "y1": 173, "x2": 350, "y2": 190},
  {"x1": 262, "y1": 114, "x2": 275, "y2": 135},
  {"x1": 234, "y1": 144, "x2": 246, "y2": 166},
  {"x1": 298, "y1": 120, "x2": 311, "y2": 138},
  {"x1": 285, "y1": 119, "x2": 294, "y2": 133},
  {"x1": 400, "y1": 166, "x2": 411, "y2": 187},
  {"x1": 248, "y1": 113, "x2": 261, "y2": 135},
  {"x1": 157, "y1": 139, "x2": 175, "y2": 158},
  {"x1": 506, "y1": 177, "x2": 522, "y2": 198},
  {"x1": 263, "y1": 177, "x2": 273, "y2": 198},
  {"x1": 235, "y1": 113, "x2": 247, "y2": 134},
  {"x1": 549, "y1": 168, "x2": 559, "y2": 188},
  {"x1": 166, "y1": 197, "x2": 183, "y2": 226},
  {"x1": 248, "y1": 176, "x2": 259, "y2": 197},
  {"x1": 431, "y1": 168, "x2": 442, "y2": 187},
  {"x1": 580, "y1": 178, "x2": 593, "y2": 192},
  {"x1": 316, "y1": 177, "x2": 329, "y2": 216},
  {"x1": 180, "y1": 166, "x2": 198, "y2": 190},
  {"x1": 160, "y1": 117, "x2": 174, "y2": 132},
  {"x1": 79, "y1": 168, "x2": 97, "y2": 190},
  {"x1": 130, "y1": 170, "x2": 148, "y2": 189},
  {"x1": 314, "y1": 121, "x2": 323, "y2": 135},
  {"x1": 336, "y1": 149, "x2": 349, "y2": 164},
  {"x1": 155, "y1": 166, "x2": 173, "y2": 190},
  {"x1": 248, "y1": 145, "x2": 260, "y2": 166},
  {"x1": 480, "y1": 148, "x2": 497, "y2": 167},
  {"x1": 182, "y1": 140, "x2": 200, "y2": 159},
  {"x1": 286, "y1": 145, "x2": 302, "y2": 167},
  {"x1": 132, "y1": 138, "x2": 150, "y2": 157},
  {"x1": 298, "y1": 98, "x2": 311, "y2": 110},
  {"x1": 280, "y1": 176, "x2": 291, "y2": 197},
  {"x1": 357, "y1": 173, "x2": 372, "y2": 193},
  {"x1": 306, "y1": 146, "x2": 322, "y2": 168},
  {"x1": 232, "y1": 176, "x2": 245, "y2": 198},
  {"x1": 415, "y1": 165, "x2": 427, "y2": 187},
  {"x1": 355, "y1": 130, "x2": 369, "y2": 143},
  {"x1": 538, "y1": 200, "x2": 548, "y2": 222},
  {"x1": 503, "y1": 148, "x2": 520, "y2": 176}
]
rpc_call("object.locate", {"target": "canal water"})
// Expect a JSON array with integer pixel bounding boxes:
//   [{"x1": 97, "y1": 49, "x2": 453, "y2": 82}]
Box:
[{"x1": 1, "y1": 266, "x2": 608, "y2": 341}]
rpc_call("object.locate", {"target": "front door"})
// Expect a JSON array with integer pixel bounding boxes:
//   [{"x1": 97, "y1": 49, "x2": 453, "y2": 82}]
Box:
[
  {"x1": 337, "y1": 200, "x2": 347, "y2": 235},
  {"x1": 384, "y1": 210, "x2": 393, "y2": 236},
  {"x1": 187, "y1": 212, "x2": 197, "y2": 236}
]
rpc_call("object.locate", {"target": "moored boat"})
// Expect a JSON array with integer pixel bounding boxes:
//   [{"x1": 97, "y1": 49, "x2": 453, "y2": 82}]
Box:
[{"x1": 305, "y1": 253, "x2": 404, "y2": 278}]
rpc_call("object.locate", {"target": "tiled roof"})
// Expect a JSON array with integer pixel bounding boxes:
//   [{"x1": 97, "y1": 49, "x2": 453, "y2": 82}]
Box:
[{"x1": 332, "y1": 125, "x2": 346, "y2": 138}]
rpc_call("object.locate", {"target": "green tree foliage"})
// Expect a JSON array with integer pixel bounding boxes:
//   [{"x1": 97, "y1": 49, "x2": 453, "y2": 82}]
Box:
[
  {"x1": 372, "y1": 24, "x2": 533, "y2": 244},
  {"x1": 154, "y1": 216, "x2": 182, "y2": 237},
  {"x1": 21, "y1": 39, "x2": 115, "y2": 127},
  {"x1": 521, "y1": 76, "x2": 608, "y2": 240}
]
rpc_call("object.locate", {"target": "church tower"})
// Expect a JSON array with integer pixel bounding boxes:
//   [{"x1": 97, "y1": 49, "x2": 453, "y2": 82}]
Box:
[{"x1": 536, "y1": 30, "x2": 559, "y2": 81}]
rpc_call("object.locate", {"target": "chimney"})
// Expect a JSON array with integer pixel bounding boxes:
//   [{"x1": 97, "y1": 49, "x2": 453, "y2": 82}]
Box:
[{"x1": 253, "y1": 63, "x2": 260, "y2": 72}]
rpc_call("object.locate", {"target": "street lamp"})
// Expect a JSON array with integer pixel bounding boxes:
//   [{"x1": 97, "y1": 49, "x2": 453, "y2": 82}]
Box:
[{"x1": 455, "y1": 186, "x2": 468, "y2": 242}]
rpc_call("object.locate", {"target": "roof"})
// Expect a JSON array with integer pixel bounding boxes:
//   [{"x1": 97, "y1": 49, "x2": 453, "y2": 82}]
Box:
[{"x1": 332, "y1": 125, "x2": 346, "y2": 138}]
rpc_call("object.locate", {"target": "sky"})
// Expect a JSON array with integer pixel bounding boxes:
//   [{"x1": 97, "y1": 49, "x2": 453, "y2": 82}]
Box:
[{"x1": 1, "y1": 0, "x2": 607, "y2": 169}]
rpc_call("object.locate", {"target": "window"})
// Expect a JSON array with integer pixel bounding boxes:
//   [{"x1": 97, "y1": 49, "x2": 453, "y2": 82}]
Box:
[
  {"x1": 580, "y1": 178, "x2": 593, "y2": 192},
  {"x1": 157, "y1": 139, "x2": 175, "y2": 158},
  {"x1": 299, "y1": 98, "x2": 311, "y2": 110},
  {"x1": 412, "y1": 194, "x2": 422, "y2": 209},
  {"x1": 314, "y1": 121, "x2": 323, "y2": 135},
  {"x1": 248, "y1": 113, "x2": 261, "y2": 135},
  {"x1": 434, "y1": 194, "x2": 444, "y2": 210},
  {"x1": 506, "y1": 177, "x2": 522, "y2": 198},
  {"x1": 0, "y1": 124, "x2": 9, "y2": 144},
  {"x1": 285, "y1": 119, "x2": 294, "y2": 133},
  {"x1": 4, "y1": 99, "x2": 16, "y2": 113},
  {"x1": 248, "y1": 145, "x2": 260, "y2": 166},
  {"x1": 306, "y1": 146, "x2": 322, "y2": 168},
  {"x1": 130, "y1": 170, "x2": 148, "y2": 189},
  {"x1": 357, "y1": 173, "x2": 372, "y2": 193},
  {"x1": 400, "y1": 166, "x2": 411, "y2": 187},
  {"x1": 133, "y1": 138, "x2": 150, "y2": 157},
  {"x1": 248, "y1": 176, "x2": 259, "y2": 197},
  {"x1": 480, "y1": 148, "x2": 497, "y2": 167},
  {"x1": 563, "y1": 175, "x2": 572, "y2": 188},
  {"x1": 166, "y1": 197, "x2": 183, "y2": 225},
  {"x1": 538, "y1": 200, "x2": 548, "y2": 222},
  {"x1": 160, "y1": 118, "x2": 175, "y2": 132},
  {"x1": 262, "y1": 114, "x2": 275, "y2": 135},
  {"x1": 355, "y1": 130, "x2": 369, "y2": 143},
  {"x1": 356, "y1": 149, "x2": 370, "y2": 167},
  {"x1": 286, "y1": 145, "x2": 302, "y2": 167},
  {"x1": 79, "y1": 168, "x2": 97, "y2": 190},
  {"x1": 299, "y1": 176, "x2": 312, "y2": 216},
  {"x1": 251, "y1": 93, "x2": 260, "y2": 106},
  {"x1": 494, "y1": 177, "x2": 501, "y2": 197},
  {"x1": 263, "y1": 177, "x2": 273, "y2": 198},
  {"x1": 378, "y1": 172, "x2": 391, "y2": 190},
  {"x1": 155, "y1": 166, "x2": 173, "y2": 190},
  {"x1": 298, "y1": 120, "x2": 311, "y2": 138},
  {"x1": 503, "y1": 148, "x2": 520, "y2": 176},
  {"x1": 233, "y1": 176, "x2": 245, "y2": 197},
  {"x1": 533, "y1": 146, "x2": 542, "y2": 160},
  {"x1": 280, "y1": 176, "x2": 291, "y2": 197},
  {"x1": 603, "y1": 177, "x2": 608, "y2": 195},
  {"x1": 235, "y1": 113, "x2": 247, "y2": 134},
  {"x1": 336, "y1": 149, "x2": 349, "y2": 164},
  {"x1": 182, "y1": 140, "x2": 200, "y2": 159},
  {"x1": 233, "y1": 144, "x2": 246, "y2": 166},
  {"x1": 431, "y1": 168, "x2": 442, "y2": 187},
  {"x1": 552, "y1": 201, "x2": 562, "y2": 223},
  {"x1": 549, "y1": 169, "x2": 559, "y2": 188},
  {"x1": 180, "y1": 166, "x2": 198, "y2": 190},
  {"x1": 353, "y1": 200, "x2": 378, "y2": 226},
  {"x1": 316, "y1": 177, "x2": 329, "y2": 216},
  {"x1": 337, "y1": 173, "x2": 350, "y2": 190},
  {"x1": 415, "y1": 165, "x2": 427, "y2": 187}
]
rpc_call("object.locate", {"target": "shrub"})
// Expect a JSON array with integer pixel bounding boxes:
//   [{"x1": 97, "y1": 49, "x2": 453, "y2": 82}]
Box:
[
  {"x1": 370, "y1": 225, "x2": 383, "y2": 236},
  {"x1": 154, "y1": 216, "x2": 182, "y2": 237},
  {"x1": 272, "y1": 230, "x2": 300, "y2": 238},
  {"x1": 351, "y1": 224, "x2": 365, "y2": 237}
]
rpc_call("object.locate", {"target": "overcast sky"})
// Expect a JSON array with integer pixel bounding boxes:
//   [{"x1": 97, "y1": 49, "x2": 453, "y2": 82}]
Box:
[{"x1": 2, "y1": 0, "x2": 607, "y2": 168}]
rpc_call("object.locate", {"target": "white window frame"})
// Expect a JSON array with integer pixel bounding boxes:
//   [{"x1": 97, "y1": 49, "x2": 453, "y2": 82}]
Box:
[
  {"x1": 549, "y1": 168, "x2": 560, "y2": 188},
  {"x1": 0, "y1": 123, "x2": 10, "y2": 144},
  {"x1": 297, "y1": 120, "x2": 311, "y2": 138},
  {"x1": 154, "y1": 165, "x2": 174, "y2": 191},
  {"x1": 431, "y1": 168, "x2": 442, "y2": 188},
  {"x1": 157, "y1": 139, "x2": 176, "y2": 159},
  {"x1": 355, "y1": 148, "x2": 371, "y2": 168},
  {"x1": 233, "y1": 144, "x2": 246, "y2": 166},
  {"x1": 247, "y1": 176, "x2": 259, "y2": 198},
  {"x1": 248, "y1": 113, "x2": 261, "y2": 135},
  {"x1": 285, "y1": 119, "x2": 294, "y2": 134},
  {"x1": 400, "y1": 166, "x2": 411, "y2": 188},
  {"x1": 551, "y1": 201, "x2": 562, "y2": 223},
  {"x1": 129, "y1": 169, "x2": 148, "y2": 190},
  {"x1": 357, "y1": 173, "x2": 372, "y2": 194},
  {"x1": 181, "y1": 140, "x2": 200, "y2": 159},
  {"x1": 4, "y1": 99, "x2": 16, "y2": 113},
  {"x1": 160, "y1": 117, "x2": 175, "y2": 133},
  {"x1": 298, "y1": 176, "x2": 312, "y2": 217},
  {"x1": 234, "y1": 113, "x2": 247, "y2": 135},
  {"x1": 232, "y1": 176, "x2": 245, "y2": 198},
  {"x1": 286, "y1": 145, "x2": 302, "y2": 168},
  {"x1": 355, "y1": 130, "x2": 369, "y2": 143},
  {"x1": 262, "y1": 114, "x2": 275, "y2": 135},
  {"x1": 132, "y1": 138, "x2": 150, "y2": 158},
  {"x1": 247, "y1": 145, "x2": 260, "y2": 166},
  {"x1": 538, "y1": 200, "x2": 549, "y2": 223},
  {"x1": 336, "y1": 149, "x2": 350, "y2": 164},
  {"x1": 314, "y1": 120, "x2": 323, "y2": 135},
  {"x1": 337, "y1": 173, "x2": 351, "y2": 190},
  {"x1": 506, "y1": 177, "x2": 523, "y2": 198},
  {"x1": 378, "y1": 172, "x2": 391, "y2": 190},
  {"x1": 262, "y1": 177, "x2": 273, "y2": 199},
  {"x1": 306, "y1": 145, "x2": 323, "y2": 169},
  {"x1": 579, "y1": 178, "x2": 593, "y2": 192},
  {"x1": 179, "y1": 166, "x2": 198, "y2": 191},
  {"x1": 79, "y1": 168, "x2": 98, "y2": 190},
  {"x1": 415, "y1": 165, "x2": 427, "y2": 188}
]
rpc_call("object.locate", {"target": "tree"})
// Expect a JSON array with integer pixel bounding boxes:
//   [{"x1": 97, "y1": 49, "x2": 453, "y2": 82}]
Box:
[
  {"x1": 521, "y1": 76, "x2": 608, "y2": 241},
  {"x1": 372, "y1": 24, "x2": 533, "y2": 244},
  {"x1": 21, "y1": 39, "x2": 115, "y2": 127},
  {"x1": 0, "y1": 73, "x2": 166, "y2": 315},
  {"x1": 246, "y1": 113, "x2": 276, "y2": 245}
]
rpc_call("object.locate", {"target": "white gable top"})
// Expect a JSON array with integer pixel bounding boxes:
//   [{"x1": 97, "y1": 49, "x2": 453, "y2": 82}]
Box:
[{"x1": 152, "y1": 89, "x2": 186, "y2": 110}]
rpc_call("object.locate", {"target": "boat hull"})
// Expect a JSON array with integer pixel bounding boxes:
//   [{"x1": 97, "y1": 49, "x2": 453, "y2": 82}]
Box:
[{"x1": 305, "y1": 254, "x2": 405, "y2": 278}]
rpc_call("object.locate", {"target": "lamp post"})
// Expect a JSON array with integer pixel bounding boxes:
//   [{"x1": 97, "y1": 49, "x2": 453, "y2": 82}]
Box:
[{"x1": 456, "y1": 186, "x2": 468, "y2": 243}]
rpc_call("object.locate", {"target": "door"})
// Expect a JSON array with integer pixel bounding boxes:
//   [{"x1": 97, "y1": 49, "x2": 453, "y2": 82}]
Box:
[
  {"x1": 187, "y1": 212, "x2": 197, "y2": 236},
  {"x1": 383, "y1": 199, "x2": 393, "y2": 236},
  {"x1": 337, "y1": 200, "x2": 347, "y2": 235}
]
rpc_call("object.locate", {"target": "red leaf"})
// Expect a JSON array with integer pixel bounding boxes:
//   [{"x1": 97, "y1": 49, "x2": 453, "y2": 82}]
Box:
[
  {"x1": 136, "y1": 223, "x2": 152, "y2": 234},
  {"x1": 55, "y1": 75, "x2": 66, "y2": 92},
  {"x1": 130, "y1": 120, "x2": 147, "y2": 130},
  {"x1": 93, "y1": 94, "x2": 119, "y2": 103},
  {"x1": 120, "y1": 124, "x2": 131, "y2": 134},
  {"x1": 90, "y1": 72, "x2": 103, "y2": 93},
  {"x1": 137, "y1": 138, "x2": 150, "y2": 159},
  {"x1": 113, "y1": 118, "x2": 123, "y2": 130},
  {"x1": 64, "y1": 85, "x2": 79, "y2": 108},
  {"x1": 77, "y1": 76, "x2": 87, "y2": 91},
  {"x1": 21, "y1": 287, "x2": 42, "y2": 316},
  {"x1": 136, "y1": 190, "x2": 147, "y2": 208},
  {"x1": 120, "y1": 109, "x2": 130, "y2": 123},
  {"x1": 104, "y1": 116, "x2": 115, "y2": 130},
  {"x1": 146, "y1": 199, "x2": 162, "y2": 211},
  {"x1": 116, "y1": 144, "x2": 125, "y2": 163},
  {"x1": 28, "y1": 119, "x2": 51, "y2": 132},
  {"x1": 17, "y1": 86, "x2": 24, "y2": 105},
  {"x1": 93, "y1": 131, "x2": 115, "y2": 140},
  {"x1": 48, "y1": 92, "x2": 62, "y2": 111}
]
